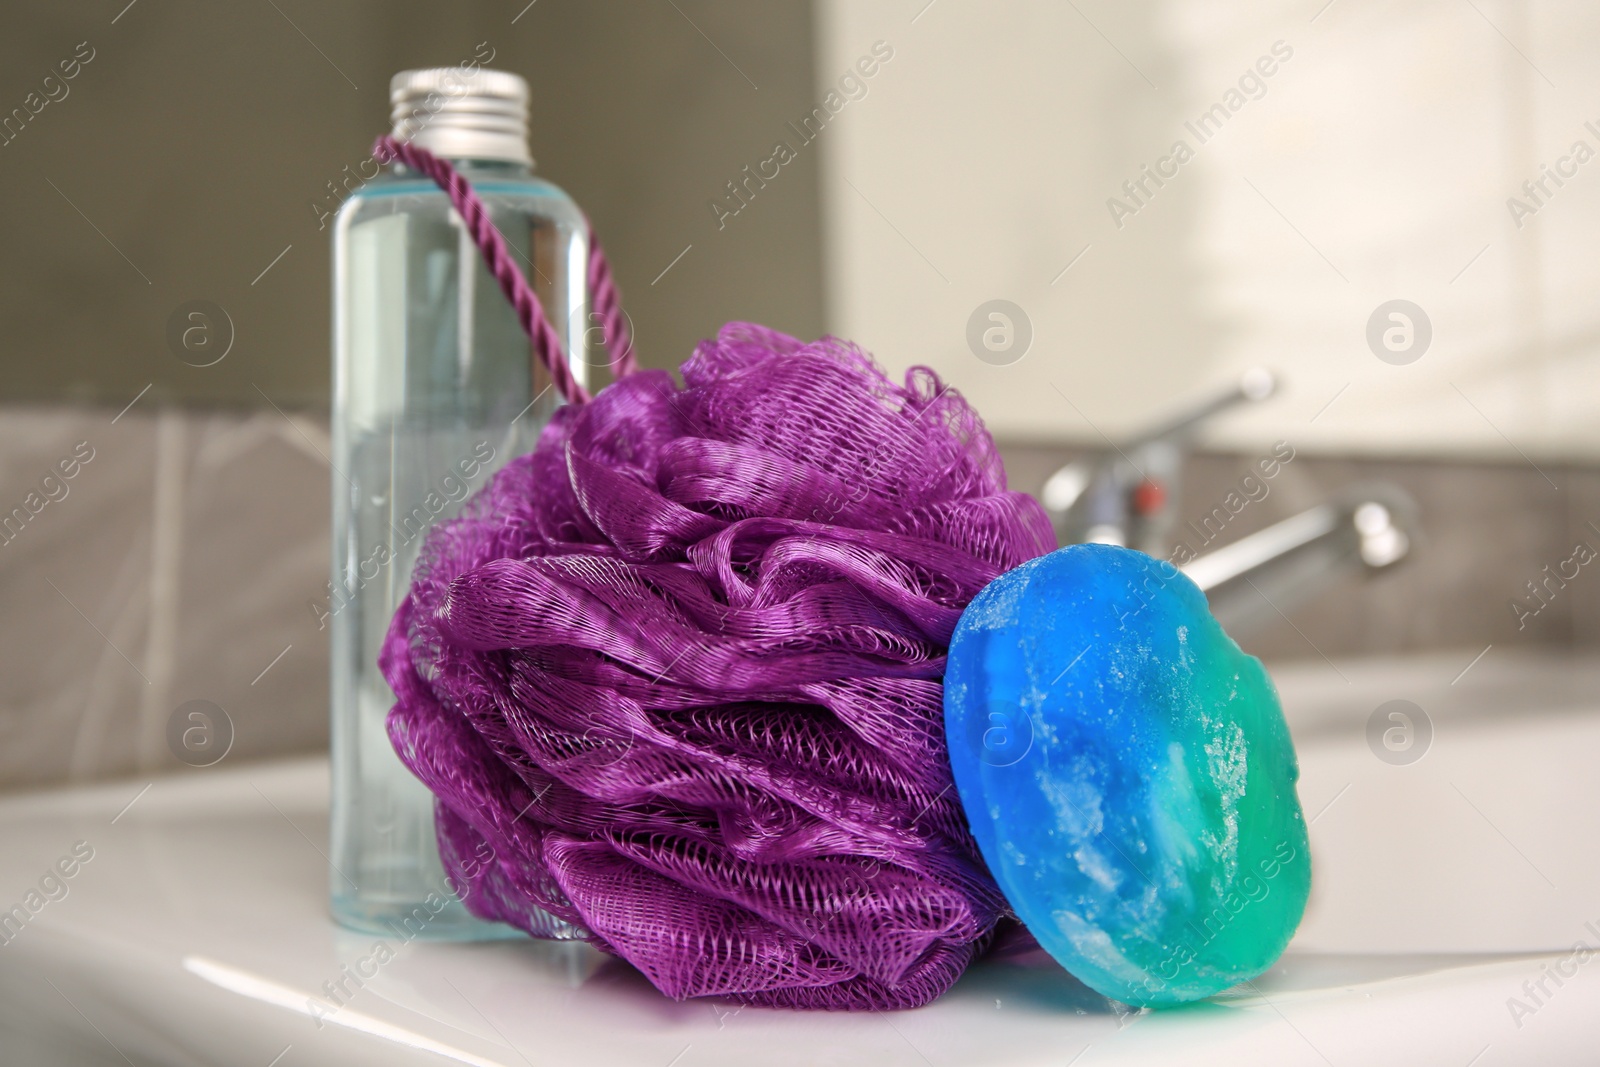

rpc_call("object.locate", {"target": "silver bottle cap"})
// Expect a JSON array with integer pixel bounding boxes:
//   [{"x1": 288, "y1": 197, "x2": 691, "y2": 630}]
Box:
[{"x1": 389, "y1": 68, "x2": 532, "y2": 166}]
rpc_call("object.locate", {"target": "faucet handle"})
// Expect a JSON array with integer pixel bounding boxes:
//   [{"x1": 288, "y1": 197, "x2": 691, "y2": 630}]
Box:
[
  {"x1": 1042, "y1": 368, "x2": 1279, "y2": 551},
  {"x1": 1239, "y1": 366, "x2": 1277, "y2": 401},
  {"x1": 1126, "y1": 367, "x2": 1277, "y2": 452}
]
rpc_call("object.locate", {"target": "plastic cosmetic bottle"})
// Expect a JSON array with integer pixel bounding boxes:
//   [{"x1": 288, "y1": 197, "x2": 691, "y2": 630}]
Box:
[{"x1": 328, "y1": 67, "x2": 586, "y2": 937}]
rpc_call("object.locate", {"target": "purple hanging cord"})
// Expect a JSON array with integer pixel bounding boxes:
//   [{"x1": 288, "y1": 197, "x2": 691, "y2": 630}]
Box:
[{"x1": 372, "y1": 135, "x2": 638, "y2": 404}]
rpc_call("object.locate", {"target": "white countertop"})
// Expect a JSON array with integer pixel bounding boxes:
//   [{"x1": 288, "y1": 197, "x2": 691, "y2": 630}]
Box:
[{"x1": 4, "y1": 652, "x2": 1599, "y2": 1065}]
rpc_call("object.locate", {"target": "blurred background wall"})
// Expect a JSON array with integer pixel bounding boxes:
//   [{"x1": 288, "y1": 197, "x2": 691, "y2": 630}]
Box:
[
  {"x1": 0, "y1": 0, "x2": 825, "y2": 408},
  {"x1": 1, "y1": 0, "x2": 1596, "y2": 790},
  {"x1": 819, "y1": 0, "x2": 1600, "y2": 460}
]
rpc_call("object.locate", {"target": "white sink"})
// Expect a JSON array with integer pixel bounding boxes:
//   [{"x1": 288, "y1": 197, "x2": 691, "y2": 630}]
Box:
[
  {"x1": 1273, "y1": 650, "x2": 1600, "y2": 958},
  {"x1": 2, "y1": 650, "x2": 1596, "y2": 1066}
]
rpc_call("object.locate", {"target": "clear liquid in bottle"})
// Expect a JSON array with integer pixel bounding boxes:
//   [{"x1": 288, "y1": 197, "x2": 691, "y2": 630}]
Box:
[{"x1": 329, "y1": 67, "x2": 585, "y2": 938}]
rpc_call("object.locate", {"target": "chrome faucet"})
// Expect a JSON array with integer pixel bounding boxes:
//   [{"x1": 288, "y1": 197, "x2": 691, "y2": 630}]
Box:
[
  {"x1": 1043, "y1": 368, "x2": 1278, "y2": 553},
  {"x1": 1040, "y1": 372, "x2": 1416, "y2": 635}
]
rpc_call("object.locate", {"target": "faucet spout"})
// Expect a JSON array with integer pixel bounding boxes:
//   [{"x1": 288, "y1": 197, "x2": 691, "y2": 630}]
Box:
[{"x1": 1181, "y1": 485, "x2": 1416, "y2": 637}]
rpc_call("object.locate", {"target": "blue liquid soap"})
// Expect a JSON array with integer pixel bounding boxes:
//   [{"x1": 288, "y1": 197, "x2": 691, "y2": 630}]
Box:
[{"x1": 329, "y1": 67, "x2": 589, "y2": 937}]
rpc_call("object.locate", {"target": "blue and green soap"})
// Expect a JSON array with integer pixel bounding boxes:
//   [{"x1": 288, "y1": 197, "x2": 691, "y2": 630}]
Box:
[{"x1": 944, "y1": 543, "x2": 1310, "y2": 1006}]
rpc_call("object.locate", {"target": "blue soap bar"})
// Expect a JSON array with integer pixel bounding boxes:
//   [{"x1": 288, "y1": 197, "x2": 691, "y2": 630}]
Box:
[{"x1": 944, "y1": 543, "x2": 1310, "y2": 1005}]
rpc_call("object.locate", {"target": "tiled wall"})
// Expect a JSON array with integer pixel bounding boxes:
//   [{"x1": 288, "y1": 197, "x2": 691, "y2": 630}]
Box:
[
  {"x1": 1003, "y1": 444, "x2": 1600, "y2": 661},
  {"x1": 0, "y1": 406, "x2": 329, "y2": 792},
  {"x1": 2, "y1": 404, "x2": 1594, "y2": 792}
]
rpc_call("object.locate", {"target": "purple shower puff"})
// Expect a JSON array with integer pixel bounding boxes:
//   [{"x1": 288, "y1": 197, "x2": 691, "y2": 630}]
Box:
[{"x1": 381, "y1": 322, "x2": 1056, "y2": 1009}]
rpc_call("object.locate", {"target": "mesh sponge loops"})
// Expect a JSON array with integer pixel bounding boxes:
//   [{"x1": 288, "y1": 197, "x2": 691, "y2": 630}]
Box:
[{"x1": 383, "y1": 324, "x2": 1055, "y2": 1009}]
